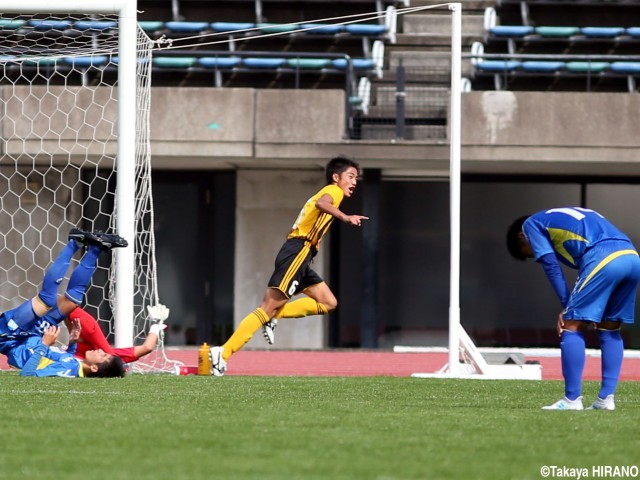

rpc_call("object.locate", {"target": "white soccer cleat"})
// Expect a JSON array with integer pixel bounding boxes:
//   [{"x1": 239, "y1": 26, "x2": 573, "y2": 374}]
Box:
[
  {"x1": 262, "y1": 319, "x2": 278, "y2": 345},
  {"x1": 542, "y1": 396, "x2": 584, "y2": 410},
  {"x1": 209, "y1": 346, "x2": 227, "y2": 377},
  {"x1": 586, "y1": 394, "x2": 615, "y2": 411}
]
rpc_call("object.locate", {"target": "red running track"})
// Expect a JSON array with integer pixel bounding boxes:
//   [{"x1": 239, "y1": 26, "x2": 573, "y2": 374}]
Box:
[{"x1": 2, "y1": 349, "x2": 640, "y2": 380}]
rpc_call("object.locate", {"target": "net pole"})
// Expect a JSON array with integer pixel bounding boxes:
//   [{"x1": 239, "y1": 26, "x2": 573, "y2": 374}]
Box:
[
  {"x1": 448, "y1": 2, "x2": 462, "y2": 376},
  {"x1": 114, "y1": 0, "x2": 138, "y2": 347}
]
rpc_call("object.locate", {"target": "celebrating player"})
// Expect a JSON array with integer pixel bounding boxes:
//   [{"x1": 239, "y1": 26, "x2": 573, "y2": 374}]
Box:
[
  {"x1": 506, "y1": 207, "x2": 640, "y2": 410},
  {"x1": 209, "y1": 155, "x2": 368, "y2": 376}
]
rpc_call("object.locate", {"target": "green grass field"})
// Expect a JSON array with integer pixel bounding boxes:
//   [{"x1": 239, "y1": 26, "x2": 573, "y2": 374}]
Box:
[{"x1": 1, "y1": 373, "x2": 638, "y2": 480}]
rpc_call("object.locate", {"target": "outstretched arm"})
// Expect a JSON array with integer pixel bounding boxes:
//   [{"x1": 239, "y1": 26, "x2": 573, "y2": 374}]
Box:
[
  {"x1": 132, "y1": 304, "x2": 169, "y2": 359},
  {"x1": 315, "y1": 194, "x2": 368, "y2": 227}
]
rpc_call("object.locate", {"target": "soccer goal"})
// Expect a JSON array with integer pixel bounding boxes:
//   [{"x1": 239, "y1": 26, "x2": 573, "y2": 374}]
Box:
[{"x1": 0, "y1": 1, "x2": 179, "y2": 373}]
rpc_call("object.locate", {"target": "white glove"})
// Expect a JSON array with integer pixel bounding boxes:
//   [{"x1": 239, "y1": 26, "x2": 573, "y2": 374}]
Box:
[
  {"x1": 147, "y1": 304, "x2": 170, "y2": 336},
  {"x1": 147, "y1": 303, "x2": 170, "y2": 322}
]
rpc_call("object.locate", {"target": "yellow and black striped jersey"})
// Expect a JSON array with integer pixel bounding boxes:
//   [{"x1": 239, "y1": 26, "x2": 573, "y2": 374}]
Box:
[{"x1": 288, "y1": 184, "x2": 344, "y2": 249}]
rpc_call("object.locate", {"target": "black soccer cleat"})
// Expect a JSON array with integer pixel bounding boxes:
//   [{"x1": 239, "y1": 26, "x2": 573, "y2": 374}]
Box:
[
  {"x1": 92, "y1": 231, "x2": 128, "y2": 250},
  {"x1": 68, "y1": 228, "x2": 128, "y2": 250},
  {"x1": 68, "y1": 227, "x2": 91, "y2": 245}
]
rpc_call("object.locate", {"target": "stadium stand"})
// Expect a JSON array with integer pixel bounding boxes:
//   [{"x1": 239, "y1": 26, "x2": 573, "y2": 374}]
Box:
[{"x1": 471, "y1": 0, "x2": 640, "y2": 91}]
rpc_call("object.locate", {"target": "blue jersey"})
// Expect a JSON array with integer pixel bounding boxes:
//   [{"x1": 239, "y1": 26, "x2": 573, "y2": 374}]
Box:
[
  {"x1": 0, "y1": 307, "x2": 66, "y2": 355},
  {"x1": 523, "y1": 207, "x2": 632, "y2": 269},
  {"x1": 18, "y1": 340, "x2": 83, "y2": 378}
]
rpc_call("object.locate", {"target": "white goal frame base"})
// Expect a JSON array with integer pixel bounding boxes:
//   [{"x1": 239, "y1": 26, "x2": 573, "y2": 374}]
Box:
[{"x1": 411, "y1": 325, "x2": 543, "y2": 380}]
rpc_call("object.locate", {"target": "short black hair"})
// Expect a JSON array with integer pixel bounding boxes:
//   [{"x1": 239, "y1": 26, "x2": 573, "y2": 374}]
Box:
[
  {"x1": 87, "y1": 356, "x2": 126, "y2": 378},
  {"x1": 506, "y1": 215, "x2": 530, "y2": 261},
  {"x1": 325, "y1": 155, "x2": 360, "y2": 185}
]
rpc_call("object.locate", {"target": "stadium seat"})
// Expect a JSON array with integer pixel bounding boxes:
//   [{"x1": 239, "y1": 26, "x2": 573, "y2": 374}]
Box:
[
  {"x1": 626, "y1": 27, "x2": 640, "y2": 38},
  {"x1": 242, "y1": 58, "x2": 286, "y2": 69},
  {"x1": 535, "y1": 26, "x2": 580, "y2": 37},
  {"x1": 258, "y1": 23, "x2": 299, "y2": 33},
  {"x1": 610, "y1": 61, "x2": 640, "y2": 73},
  {"x1": 580, "y1": 26, "x2": 625, "y2": 38},
  {"x1": 520, "y1": 61, "x2": 565, "y2": 72},
  {"x1": 153, "y1": 57, "x2": 198, "y2": 68},
  {"x1": 138, "y1": 21, "x2": 165, "y2": 33},
  {"x1": 299, "y1": 23, "x2": 344, "y2": 35},
  {"x1": 344, "y1": 24, "x2": 388, "y2": 36},
  {"x1": 198, "y1": 57, "x2": 242, "y2": 69},
  {"x1": 211, "y1": 22, "x2": 256, "y2": 33},
  {"x1": 488, "y1": 25, "x2": 534, "y2": 37},
  {"x1": 0, "y1": 19, "x2": 26, "y2": 30},
  {"x1": 475, "y1": 60, "x2": 521, "y2": 72},
  {"x1": 331, "y1": 58, "x2": 376, "y2": 70},
  {"x1": 63, "y1": 56, "x2": 109, "y2": 68},
  {"x1": 286, "y1": 58, "x2": 331, "y2": 69},
  {"x1": 74, "y1": 20, "x2": 118, "y2": 31},
  {"x1": 565, "y1": 61, "x2": 610, "y2": 72},
  {"x1": 29, "y1": 19, "x2": 72, "y2": 30},
  {"x1": 165, "y1": 21, "x2": 209, "y2": 33}
]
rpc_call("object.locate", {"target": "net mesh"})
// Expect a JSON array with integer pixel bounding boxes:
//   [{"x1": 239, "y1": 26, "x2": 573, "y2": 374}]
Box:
[{"x1": 0, "y1": 14, "x2": 179, "y2": 374}]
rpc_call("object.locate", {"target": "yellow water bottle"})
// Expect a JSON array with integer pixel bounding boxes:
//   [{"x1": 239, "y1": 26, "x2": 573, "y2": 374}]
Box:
[{"x1": 198, "y1": 342, "x2": 212, "y2": 375}]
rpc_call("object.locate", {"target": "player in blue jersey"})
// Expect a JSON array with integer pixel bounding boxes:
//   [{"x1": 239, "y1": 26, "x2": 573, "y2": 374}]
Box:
[
  {"x1": 507, "y1": 207, "x2": 640, "y2": 410},
  {"x1": 0, "y1": 228, "x2": 127, "y2": 360},
  {"x1": 16, "y1": 322, "x2": 125, "y2": 378}
]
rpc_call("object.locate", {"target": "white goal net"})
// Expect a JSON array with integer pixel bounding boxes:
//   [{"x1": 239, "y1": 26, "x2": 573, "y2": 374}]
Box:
[{"x1": 0, "y1": 8, "x2": 179, "y2": 373}]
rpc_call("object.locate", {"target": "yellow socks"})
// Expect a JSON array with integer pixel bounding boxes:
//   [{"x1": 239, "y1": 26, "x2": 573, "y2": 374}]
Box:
[
  {"x1": 222, "y1": 307, "x2": 269, "y2": 361},
  {"x1": 275, "y1": 298, "x2": 329, "y2": 319}
]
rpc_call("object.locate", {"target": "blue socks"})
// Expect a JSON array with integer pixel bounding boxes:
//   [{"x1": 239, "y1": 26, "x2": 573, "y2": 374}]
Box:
[
  {"x1": 598, "y1": 329, "x2": 624, "y2": 399},
  {"x1": 38, "y1": 240, "x2": 80, "y2": 307},
  {"x1": 65, "y1": 245, "x2": 102, "y2": 304},
  {"x1": 560, "y1": 330, "x2": 586, "y2": 400}
]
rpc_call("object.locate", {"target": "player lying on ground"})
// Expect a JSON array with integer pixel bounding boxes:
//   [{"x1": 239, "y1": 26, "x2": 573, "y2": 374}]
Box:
[
  {"x1": 0, "y1": 228, "x2": 127, "y2": 362},
  {"x1": 209, "y1": 155, "x2": 368, "y2": 376},
  {"x1": 507, "y1": 207, "x2": 640, "y2": 411},
  {"x1": 17, "y1": 320, "x2": 125, "y2": 378},
  {"x1": 65, "y1": 304, "x2": 169, "y2": 363},
  {"x1": 4, "y1": 304, "x2": 169, "y2": 370}
]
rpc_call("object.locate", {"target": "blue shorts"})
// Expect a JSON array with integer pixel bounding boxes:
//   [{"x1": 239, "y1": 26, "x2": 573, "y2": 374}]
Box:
[{"x1": 565, "y1": 242, "x2": 640, "y2": 324}]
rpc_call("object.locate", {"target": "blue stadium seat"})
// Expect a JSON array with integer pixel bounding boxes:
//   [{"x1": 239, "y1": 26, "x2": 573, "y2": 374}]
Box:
[
  {"x1": 299, "y1": 23, "x2": 344, "y2": 35},
  {"x1": 520, "y1": 61, "x2": 565, "y2": 72},
  {"x1": 475, "y1": 60, "x2": 521, "y2": 72},
  {"x1": 609, "y1": 62, "x2": 640, "y2": 74},
  {"x1": 165, "y1": 21, "x2": 209, "y2": 33},
  {"x1": 198, "y1": 57, "x2": 242, "y2": 69},
  {"x1": 331, "y1": 58, "x2": 375, "y2": 70},
  {"x1": 580, "y1": 27, "x2": 625, "y2": 38},
  {"x1": 489, "y1": 26, "x2": 534, "y2": 37},
  {"x1": 211, "y1": 22, "x2": 256, "y2": 33},
  {"x1": 29, "y1": 19, "x2": 72, "y2": 30},
  {"x1": 242, "y1": 58, "x2": 286, "y2": 69},
  {"x1": 626, "y1": 27, "x2": 640, "y2": 38},
  {"x1": 64, "y1": 56, "x2": 109, "y2": 68},
  {"x1": 344, "y1": 24, "x2": 387, "y2": 36},
  {"x1": 74, "y1": 20, "x2": 118, "y2": 31}
]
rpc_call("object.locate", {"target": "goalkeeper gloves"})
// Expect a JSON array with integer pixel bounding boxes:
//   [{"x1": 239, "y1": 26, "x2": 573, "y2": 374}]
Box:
[{"x1": 147, "y1": 303, "x2": 170, "y2": 336}]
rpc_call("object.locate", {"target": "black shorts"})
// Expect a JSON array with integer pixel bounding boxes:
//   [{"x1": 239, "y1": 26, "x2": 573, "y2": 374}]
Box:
[{"x1": 268, "y1": 238, "x2": 323, "y2": 298}]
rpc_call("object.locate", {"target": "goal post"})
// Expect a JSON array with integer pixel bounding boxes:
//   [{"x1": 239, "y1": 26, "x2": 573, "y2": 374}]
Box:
[{"x1": 0, "y1": 1, "x2": 179, "y2": 373}]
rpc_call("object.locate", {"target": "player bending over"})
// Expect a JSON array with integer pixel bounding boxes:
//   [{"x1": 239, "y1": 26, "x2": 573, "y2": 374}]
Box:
[
  {"x1": 507, "y1": 207, "x2": 640, "y2": 410},
  {"x1": 209, "y1": 155, "x2": 368, "y2": 376}
]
